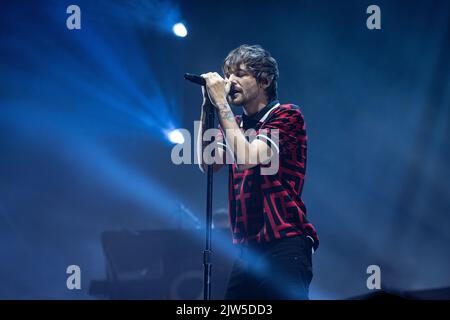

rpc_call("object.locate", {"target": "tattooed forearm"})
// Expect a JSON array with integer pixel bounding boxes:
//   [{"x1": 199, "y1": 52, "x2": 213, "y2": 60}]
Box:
[{"x1": 218, "y1": 106, "x2": 235, "y2": 122}]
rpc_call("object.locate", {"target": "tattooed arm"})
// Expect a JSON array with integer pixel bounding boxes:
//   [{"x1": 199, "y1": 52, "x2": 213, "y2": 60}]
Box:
[
  {"x1": 216, "y1": 103, "x2": 273, "y2": 170},
  {"x1": 201, "y1": 72, "x2": 274, "y2": 170}
]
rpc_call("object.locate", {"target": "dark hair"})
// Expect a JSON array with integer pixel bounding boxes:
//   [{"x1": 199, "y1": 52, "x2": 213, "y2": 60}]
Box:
[{"x1": 223, "y1": 44, "x2": 279, "y2": 101}]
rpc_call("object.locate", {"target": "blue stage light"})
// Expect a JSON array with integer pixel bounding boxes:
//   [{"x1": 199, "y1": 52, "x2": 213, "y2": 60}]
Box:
[
  {"x1": 168, "y1": 129, "x2": 185, "y2": 144},
  {"x1": 172, "y1": 22, "x2": 187, "y2": 37}
]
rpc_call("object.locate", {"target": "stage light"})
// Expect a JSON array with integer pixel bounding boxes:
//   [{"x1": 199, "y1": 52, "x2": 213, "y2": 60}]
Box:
[
  {"x1": 172, "y1": 22, "x2": 187, "y2": 37},
  {"x1": 168, "y1": 129, "x2": 185, "y2": 144}
]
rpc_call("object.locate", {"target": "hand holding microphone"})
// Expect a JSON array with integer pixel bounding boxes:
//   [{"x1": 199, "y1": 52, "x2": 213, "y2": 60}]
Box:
[
  {"x1": 185, "y1": 72, "x2": 230, "y2": 109},
  {"x1": 184, "y1": 73, "x2": 214, "y2": 110}
]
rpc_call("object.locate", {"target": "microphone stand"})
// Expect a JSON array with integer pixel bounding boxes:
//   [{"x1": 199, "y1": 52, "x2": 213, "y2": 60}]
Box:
[
  {"x1": 203, "y1": 104, "x2": 214, "y2": 300},
  {"x1": 183, "y1": 74, "x2": 216, "y2": 300}
]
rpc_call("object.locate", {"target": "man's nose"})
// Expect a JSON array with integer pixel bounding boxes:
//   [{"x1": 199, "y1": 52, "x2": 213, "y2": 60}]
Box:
[{"x1": 228, "y1": 74, "x2": 238, "y2": 83}]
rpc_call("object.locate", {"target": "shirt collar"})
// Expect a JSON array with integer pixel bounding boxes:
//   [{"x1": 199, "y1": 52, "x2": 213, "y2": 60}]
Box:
[{"x1": 241, "y1": 100, "x2": 280, "y2": 128}]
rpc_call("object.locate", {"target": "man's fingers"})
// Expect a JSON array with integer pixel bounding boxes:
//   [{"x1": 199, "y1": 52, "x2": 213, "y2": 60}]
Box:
[
  {"x1": 201, "y1": 73, "x2": 213, "y2": 86},
  {"x1": 200, "y1": 73, "x2": 210, "y2": 81},
  {"x1": 201, "y1": 72, "x2": 224, "y2": 82},
  {"x1": 224, "y1": 80, "x2": 231, "y2": 94}
]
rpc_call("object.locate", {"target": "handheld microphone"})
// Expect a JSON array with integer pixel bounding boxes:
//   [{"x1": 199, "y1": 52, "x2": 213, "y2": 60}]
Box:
[{"x1": 184, "y1": 73, "x2": 206, "y2": 86}]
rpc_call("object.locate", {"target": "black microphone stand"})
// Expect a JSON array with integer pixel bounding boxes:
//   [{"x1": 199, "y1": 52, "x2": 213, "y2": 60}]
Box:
[
  {"x1": 184, "y1": 73, "x2": 215, "y2": 300},
  {"x1": 203, "y1": 104, "x2": 214, "y2": 300}
]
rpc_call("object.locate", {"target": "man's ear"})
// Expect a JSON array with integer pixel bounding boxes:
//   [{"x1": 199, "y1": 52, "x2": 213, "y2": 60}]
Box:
[{"x1": 260, "y1": 74, "x2": 274, "y2": 89}]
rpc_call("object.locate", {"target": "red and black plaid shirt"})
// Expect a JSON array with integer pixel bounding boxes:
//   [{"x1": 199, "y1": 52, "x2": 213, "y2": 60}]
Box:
[{"x1": 219, "y1": 101, "x2": 319, "y2": 251}]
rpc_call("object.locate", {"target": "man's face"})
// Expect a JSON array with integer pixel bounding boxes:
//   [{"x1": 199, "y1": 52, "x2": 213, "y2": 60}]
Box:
[{"x1": 225, "y1": 64, "x2": 260, "y2": 106}]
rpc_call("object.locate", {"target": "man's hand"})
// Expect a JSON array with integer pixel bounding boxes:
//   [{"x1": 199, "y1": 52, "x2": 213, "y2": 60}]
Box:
[{"x1": 201, "y1": 72, "x2": 231, "y2": 109}]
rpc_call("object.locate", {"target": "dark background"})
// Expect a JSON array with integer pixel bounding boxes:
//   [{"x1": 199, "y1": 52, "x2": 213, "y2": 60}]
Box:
[{"x1": 0, "y1": 0, "x2": 449, "y2": 299}]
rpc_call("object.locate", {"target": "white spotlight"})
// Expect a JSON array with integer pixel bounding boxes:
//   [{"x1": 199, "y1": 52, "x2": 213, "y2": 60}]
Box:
[
  {"x1": 168, "y1": 129, "x2": 185, "y2": 144},
  {"x1": 172, "y1": 22, "x2": 187, "y2": 37}
]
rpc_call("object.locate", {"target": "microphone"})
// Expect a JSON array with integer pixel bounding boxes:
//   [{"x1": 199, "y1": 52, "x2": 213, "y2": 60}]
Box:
[{"x1": 184, "y1": 73, "x2": 206, "y2": 86}]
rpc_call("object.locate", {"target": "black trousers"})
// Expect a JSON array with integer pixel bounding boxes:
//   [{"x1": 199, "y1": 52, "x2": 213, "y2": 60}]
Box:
[{"x1": 224, "y1": 235, "x2": 313, "y2": 300}]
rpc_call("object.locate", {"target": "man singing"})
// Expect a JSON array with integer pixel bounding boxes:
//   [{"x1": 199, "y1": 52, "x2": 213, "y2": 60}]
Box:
[{"x1": 197, "y1": 44, "x2": 319, "y2": 300}]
